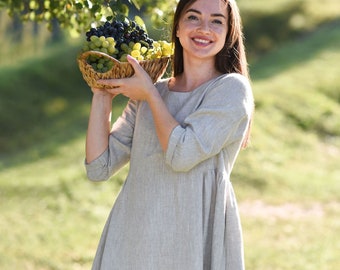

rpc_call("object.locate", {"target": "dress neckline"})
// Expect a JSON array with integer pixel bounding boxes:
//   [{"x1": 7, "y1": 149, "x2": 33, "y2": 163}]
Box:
[{"x1": 166, "y1": 75, "x2": 226, "y2": 94}]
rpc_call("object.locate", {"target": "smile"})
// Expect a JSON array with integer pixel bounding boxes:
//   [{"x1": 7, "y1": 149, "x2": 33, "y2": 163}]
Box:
[{"x1": 192, "y1": 38, "x2": 212, "y2": 45}]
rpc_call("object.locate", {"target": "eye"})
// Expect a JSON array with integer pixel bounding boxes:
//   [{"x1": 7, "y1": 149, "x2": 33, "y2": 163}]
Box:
[
  {"x1": 187, "y1": 15, "x2": 199, "y2": 21},
  {"x1": 212, "y1": 19, "x2": 223, "y2": 25}
]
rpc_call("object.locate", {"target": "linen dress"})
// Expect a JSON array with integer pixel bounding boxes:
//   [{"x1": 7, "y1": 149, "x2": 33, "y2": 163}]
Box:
[{"x1": 85, "y1": 73, "x2": 254, "y2": 270}]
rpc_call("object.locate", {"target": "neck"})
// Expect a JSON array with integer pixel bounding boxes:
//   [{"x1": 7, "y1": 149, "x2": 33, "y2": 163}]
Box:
[{"x1": 171, "y1": 57, "x2": 222, "y2": 92}]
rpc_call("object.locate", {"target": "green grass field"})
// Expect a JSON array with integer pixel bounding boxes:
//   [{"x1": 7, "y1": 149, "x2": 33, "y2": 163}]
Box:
[{"x1": 0, "y1": 5, "x2": 339, "y2": 270}]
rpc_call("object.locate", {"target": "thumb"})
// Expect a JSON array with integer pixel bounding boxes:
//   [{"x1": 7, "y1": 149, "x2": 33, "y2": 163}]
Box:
[
  {"x1": 127, "y1": 55, "x2": 152, "y2": 84},
  {"x1": 127, "y1": 55, "x2": 143, "y2": 74}
]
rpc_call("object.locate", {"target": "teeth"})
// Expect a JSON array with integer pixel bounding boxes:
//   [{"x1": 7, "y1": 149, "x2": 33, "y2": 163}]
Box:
[{"x1": 193, "y1": 38, "x2": 210, "y2": 44}]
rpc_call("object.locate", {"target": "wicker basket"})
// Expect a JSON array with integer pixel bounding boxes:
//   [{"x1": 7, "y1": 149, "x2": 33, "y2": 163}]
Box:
[{"x1": 77, "y1": 50, "x2": 170, "y2": 89}]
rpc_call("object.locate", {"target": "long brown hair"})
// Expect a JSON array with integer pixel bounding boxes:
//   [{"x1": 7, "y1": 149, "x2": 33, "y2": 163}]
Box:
[{"x1": 171, "y1": 0, "x2": 253, "y2": 148}]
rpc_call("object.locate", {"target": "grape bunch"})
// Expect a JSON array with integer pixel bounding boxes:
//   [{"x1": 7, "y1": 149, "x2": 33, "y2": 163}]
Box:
[
  {"x1": 81, "y1": 18, "x2": 173, "y2": 73},
  {"x1": 86, "y1": 20, "x2": 154, "y2": 50}
]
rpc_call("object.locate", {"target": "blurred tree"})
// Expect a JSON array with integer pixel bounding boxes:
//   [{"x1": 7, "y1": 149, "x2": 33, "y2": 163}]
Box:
[{"x1": 0, "y1": 0, "x2": 176, "y2": 36}]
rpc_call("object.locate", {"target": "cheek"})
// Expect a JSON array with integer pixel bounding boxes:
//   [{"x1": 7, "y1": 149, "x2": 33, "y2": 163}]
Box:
[
  {"x1": 214, "y1": 25, "x2": 228, "y2": 36},
  {"x1": 176, "y1": 24, "x2": 182, "y2": 37},
  {"x1": 217, "y1": 30, "x2": 228, "y2": 45}
]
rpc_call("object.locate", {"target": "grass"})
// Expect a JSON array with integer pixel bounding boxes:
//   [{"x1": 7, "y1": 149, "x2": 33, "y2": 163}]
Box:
[
  {"x1": 242, "y1": 204, "x2": 339, "y2": 270},
  {"x1": 234, "y1": 21, "x2": 340, "y2": 270},
  {"x1": 0, "y1": 137, "x2": 129, "y2": 269},
  {"x1": 0, "y1": 16, "x2": 339, "y2": 270},
  {"x1": 0, "y1": 42, "x2": 129, "y2": 269},
  {"x1": 233, "y1": 22, "x2": 340, "y2": 202}
]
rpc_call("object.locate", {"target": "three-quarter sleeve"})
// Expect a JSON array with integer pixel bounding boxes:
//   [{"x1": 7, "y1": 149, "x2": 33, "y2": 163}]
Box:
[
  {"x1": 165, "y1": 74, "x2": 253, "y2": 172},
  {"x1": 85, "y1": 99, "x2": 138, "y2": 181}
]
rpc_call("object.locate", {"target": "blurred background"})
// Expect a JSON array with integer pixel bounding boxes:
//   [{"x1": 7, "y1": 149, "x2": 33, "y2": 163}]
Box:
[{"x1": 0, "y1": 0, "x2": 339, "y2": 269}]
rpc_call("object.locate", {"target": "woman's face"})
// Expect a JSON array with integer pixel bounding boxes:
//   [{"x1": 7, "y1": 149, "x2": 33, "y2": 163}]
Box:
[{"x1": 176, "y1": 0, "x2": 228, "y2": 62}]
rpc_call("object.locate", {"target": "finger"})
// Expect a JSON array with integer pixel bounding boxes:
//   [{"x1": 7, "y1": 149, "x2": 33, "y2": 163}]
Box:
[
  {"x1": 127, "y1": 55, "x2": 143, "y2": 75},
  {"x1": 106, "y1": 87, "x2": 122, "y2": 95},
  {"x1": 97, "y1": 78, "x2": 123, "y2": 87}
]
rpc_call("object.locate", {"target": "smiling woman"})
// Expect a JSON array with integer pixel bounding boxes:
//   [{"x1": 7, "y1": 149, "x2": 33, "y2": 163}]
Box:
[{"x1": 85, "y1": 0, "x2": 254, "y2": 269}]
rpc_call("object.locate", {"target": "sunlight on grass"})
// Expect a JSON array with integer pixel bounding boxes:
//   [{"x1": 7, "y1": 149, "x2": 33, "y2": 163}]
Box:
[
  {"x1": 0, "y1": 137, "x2": 128, "y2": 269},
  {"x1": 241, "y1": 202, "x2": 339, "y2": 270}
]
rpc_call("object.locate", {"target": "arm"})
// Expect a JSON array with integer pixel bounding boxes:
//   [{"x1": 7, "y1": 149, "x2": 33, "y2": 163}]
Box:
[
  {"x1": 85, "y1": 90, "x2": 114, "y2": 163},
  {"x1": 146, "y1": 90, "x2": 179, "y2": 151},
  {"x1": 98, "y1": 55, "x2": 179, "y2": 152},
  {"x1": 85, "y1": 92, "x2": 136, "y2": 181},
  {"x1": 165, "y1": 74, "x2": 254, "y2": 171}
]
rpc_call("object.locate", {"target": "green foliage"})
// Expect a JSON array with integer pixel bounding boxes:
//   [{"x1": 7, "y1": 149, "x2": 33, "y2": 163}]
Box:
[
  {"x1": 139, "y1": 0, "x2": 176, "y2": 29},
  {"x1": 0, "y1": 0, "x2": 128, "y2": 34},
  {"x1": 0, "y1": 0, "x2": 177, "y2": 36}
]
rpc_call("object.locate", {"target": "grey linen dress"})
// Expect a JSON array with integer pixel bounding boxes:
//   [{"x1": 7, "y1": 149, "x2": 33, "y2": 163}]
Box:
[{"x1": 86, "y1": 73, "x2": 254, "y2": 270}]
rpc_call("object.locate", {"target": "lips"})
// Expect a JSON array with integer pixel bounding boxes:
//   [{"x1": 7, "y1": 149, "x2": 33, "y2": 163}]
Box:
[{"x1": 192, "y1": 37, "x2": 212, "y2": 45}]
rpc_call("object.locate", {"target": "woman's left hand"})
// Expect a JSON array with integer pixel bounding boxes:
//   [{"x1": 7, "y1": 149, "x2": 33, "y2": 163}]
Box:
[{"x1": 97, "y1": 55, "x2": 156, "y2": 101}]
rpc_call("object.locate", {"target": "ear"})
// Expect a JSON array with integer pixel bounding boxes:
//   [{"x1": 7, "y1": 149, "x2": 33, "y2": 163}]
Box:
[{"x1": 176, "y1": 26, "x2": 179, "y2": 37}]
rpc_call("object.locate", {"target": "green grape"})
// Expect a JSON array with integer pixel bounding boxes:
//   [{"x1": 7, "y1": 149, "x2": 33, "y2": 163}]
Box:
[
  {"x1": 128, "y1": 41, "x2": 135, "y2": 49},
  {"x1": 100, "y1": 48, "x2": 108, "y2": 54},
  {"x1": 89, "y1": 55, "x2": 97, "y2": 62},
  {"x1": 119, "y1": 54, "x2": 128, "y2": 62},
  {"x1": 102, "y1": 40, "x2": 109, "y2": 48},
  {"x1": 132, "y1": 42, "x2": 141, "y2": 51},
  {"x1": 140, "y1": 40, "x2": 149, "y2": 47},
  {"x1": 107, "y1": 61, "x2": 114, "y2": 69},
  {"x1": 130, "y1": 50, "x2": 140, "y2": 58},
  {"x1": 141, "y1": 46, "x2": 147, "y2": 55},
  {"x1": 90, "y1": 36, "x2": 99, "y2": 42},
  {"x1": 94, "y1": 40, "x2": 101, "y2": 48},
  {"x1": 108, "y1": 45, "x2": 116, "y2": 55},
  {"x1": 120, "y1": 43, "x2": 130, "y2": 54},
  {"x1": 161, "y1": 41, "x2": 173, "y2": 57},
  {"x1": 89, "y1": 42, "x2": 95, "y2": 50},
  {"x1": 106, "y1": 37, "x2": 115, "y2": 45}
]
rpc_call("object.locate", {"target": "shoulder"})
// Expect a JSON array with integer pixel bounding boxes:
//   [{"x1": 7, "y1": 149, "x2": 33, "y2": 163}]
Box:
[
  {"x1": 206, "y1": 73, "x2": 254, "y2": 115},
  {"x1": 208, "y1": 73, "x2": 252, "y2": 100},
  {"x1": 216, "y1": 73, "x2": 251, "y2": 94}
]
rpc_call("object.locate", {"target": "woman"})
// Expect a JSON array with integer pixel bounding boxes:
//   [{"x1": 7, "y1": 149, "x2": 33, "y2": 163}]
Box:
[{"x1": 85, "y1": 0, "x2": 254, "y2": 269}]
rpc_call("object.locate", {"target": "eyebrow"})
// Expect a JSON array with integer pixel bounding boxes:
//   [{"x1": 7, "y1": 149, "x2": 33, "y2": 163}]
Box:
[{"x1": 185, "y1": 8, "x2": 226, "y2": 19}]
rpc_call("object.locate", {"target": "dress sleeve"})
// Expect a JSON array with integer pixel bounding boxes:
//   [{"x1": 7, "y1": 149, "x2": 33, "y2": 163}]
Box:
[
  {"x1": 85, "y1": 99, "x2": 138, "y2": 181},
  {"x1": 165, "y1": 74, "x2": 253, "y2": 172}
]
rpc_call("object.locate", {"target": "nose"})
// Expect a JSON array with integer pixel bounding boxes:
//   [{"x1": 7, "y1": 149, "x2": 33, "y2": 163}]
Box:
[{"x1": 197, "y1": 20, "x2": 210, "y2": 34}]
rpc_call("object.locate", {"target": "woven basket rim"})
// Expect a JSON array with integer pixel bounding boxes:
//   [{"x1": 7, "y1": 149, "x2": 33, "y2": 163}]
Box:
[{"x1": 77, "y1": 50, "x2": 170, "y2": 65}]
